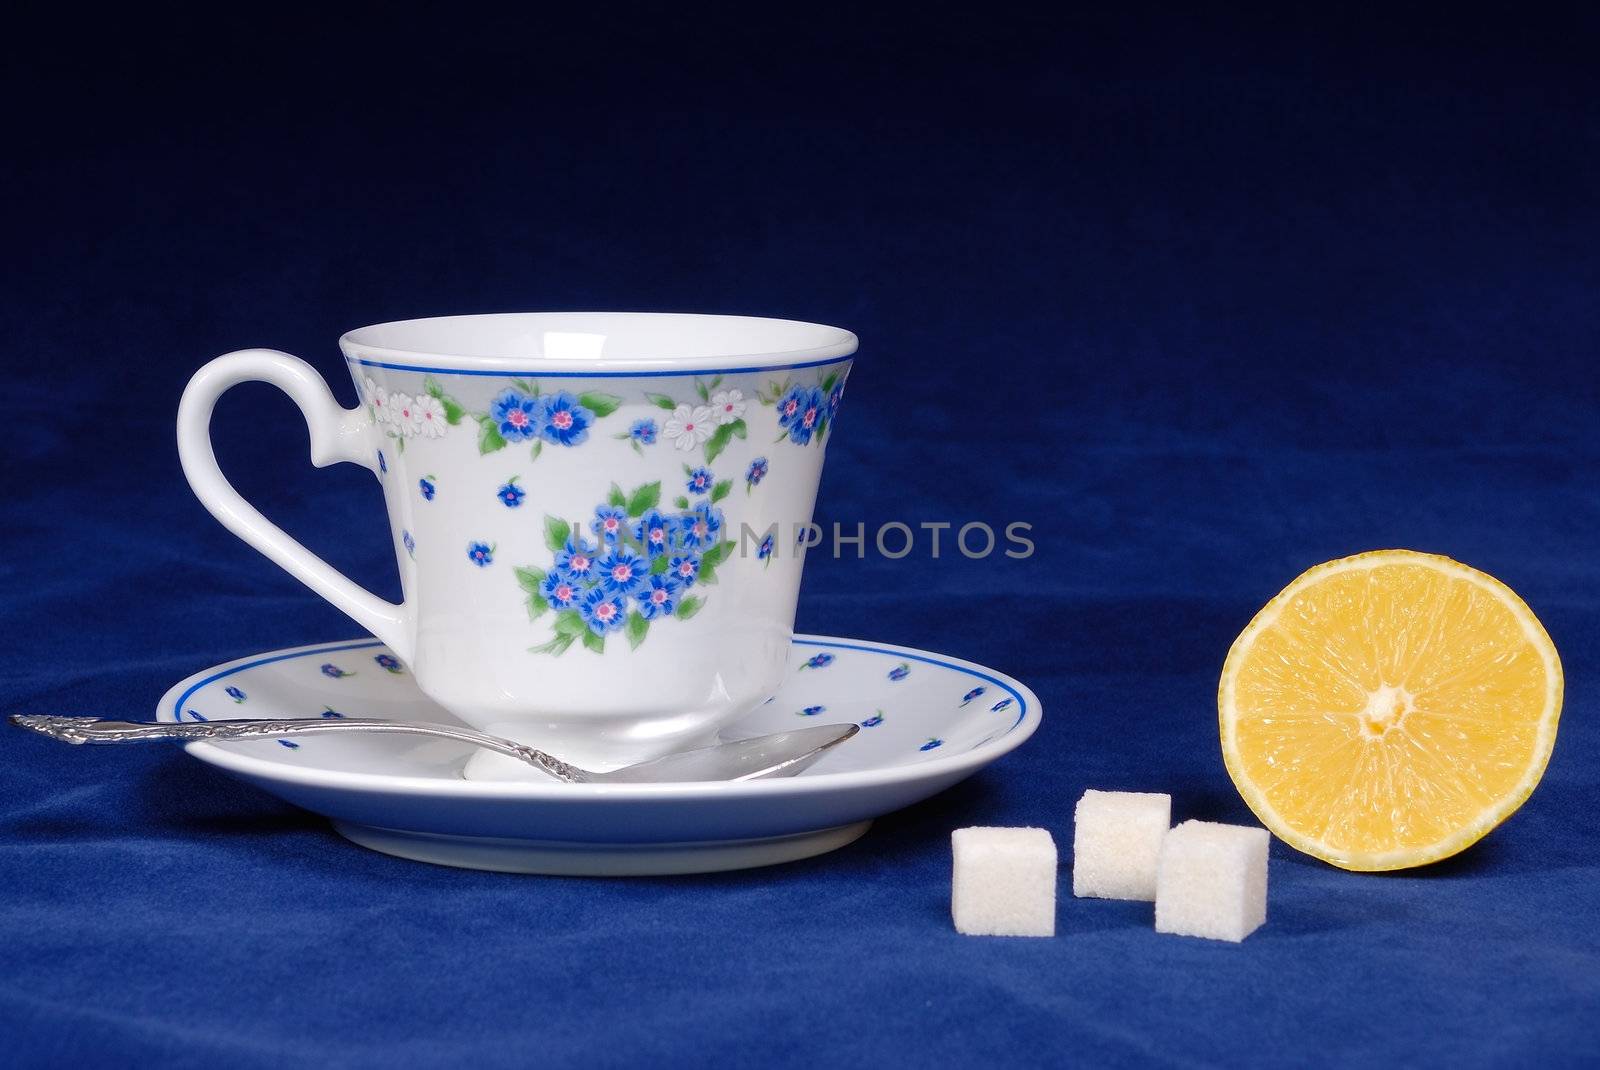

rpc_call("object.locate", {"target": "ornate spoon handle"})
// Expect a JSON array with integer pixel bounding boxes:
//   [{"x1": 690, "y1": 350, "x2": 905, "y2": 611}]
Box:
[{"x1": 8, "y1": 715, "x2": 588, "y2": 783}]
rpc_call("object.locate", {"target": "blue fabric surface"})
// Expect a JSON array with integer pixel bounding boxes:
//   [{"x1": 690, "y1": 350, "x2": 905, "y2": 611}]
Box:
[{"x1": 4, "y1": 8, "x2": 1599, "y2": 1066}]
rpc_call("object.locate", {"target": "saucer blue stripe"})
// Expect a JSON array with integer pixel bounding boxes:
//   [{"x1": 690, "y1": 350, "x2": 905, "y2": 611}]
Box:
[
  {"x1": 168, "y1": 640, "x2": 383, "y2": 723},
  {"x1": 346, "y1": 354, "x2": 853, "y2": 378},
  {"x1": 169, "y1": 638, "x2": 1028, "y2": 731}
]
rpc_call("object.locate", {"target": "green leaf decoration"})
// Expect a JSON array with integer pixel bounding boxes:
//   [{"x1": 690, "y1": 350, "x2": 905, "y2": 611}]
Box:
[
  {"x1": 708, "y1": 374, "x2": 723, "y2": 391},
  {"x1": 673, "y1": 495, "x2": 690, "y2": 510},
  {"x1": 578, "y1": 391, "x2": 622, "y2": 418},
  {"x1": 512, "y1": 378, "x2": 538, "y2": 396},
  {"x1": 524, "y1": 592, "x2": 550, "y2": 620},
  {"x1": 675, "y1": 595, "x2": 704, "y2": 621},
  {"x1": 710, "y1": 479, "x2": 732, "y2": 504},
  {"x1": 730, "y1": 418, "x2": 747, "y2": 440},
  {"x1": 625, "y1": 611, "x2": 649, "y2": 650},
  {"x1": 704, "y1": 423, "x2": 734, "y2": 464},
  {"x1": 821, "y1": 370, "x2": 839, "y2": 394},
  {"x1": 695, "y1": 378, "x2": 710, "y2": 403},
  {"x1": 528, "y1": 634, "x2": 576, "y2": 656},
  {"x1": 396, "y1": 436, "x2": 406, "y2": 454},
  {"x1": 581, "y1": 629, "x2": 606, "y2": 654},
  {"x1": 607, "y1": 483, "x2": 627, "y2": 508},
  {"x1": 544, "y1": 517, "x2": 571, "y2": 553},
  {"x1": 477, "y1": 416, "x2": 507, "y2": 454},
  {"x1": 531, "y1": 440, "x2": 543, "y2": 461},
  {"x1": 650, "y1": 555, "x2": 669, "y2": 575},
  {"x1": 553, "y1": 609, "x2": 587, "y2": 638},
  {"x1": 645, "y1": 392, "x2": 677, "y2": 411},
  {"x1": 626, "y1": 481, "x2": 661, "y2": 517},
  {"x1": 631, "y1": 439, "x2": 643, "y2": 456},
  {"x1": 442, "y1": 397, "x2": 464, "y2": 425},
  {"x1": 514, "y1": 566, "x2": 547, "y2": 593},
  {"x1": 424, "y1": 375, "x2": 445, "y2": 399}
]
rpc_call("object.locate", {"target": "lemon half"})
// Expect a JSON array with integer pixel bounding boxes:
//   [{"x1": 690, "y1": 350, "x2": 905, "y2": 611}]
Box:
[{"x1": 1219, "y1": 550, "x2": 1562, "y2": 871}]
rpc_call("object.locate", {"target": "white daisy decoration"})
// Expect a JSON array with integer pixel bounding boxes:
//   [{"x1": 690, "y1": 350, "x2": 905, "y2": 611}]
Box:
[
  {"x1": 663, "y1": 403, "x2": 715, "y2": 451},
  {"x1": 390, "y1": 393, "x2": 421, "y2": 437},
  {"x1": 368, "y1": 381, "x2": 393, "y2": 424},
  {"x1": 413, "y1": 393, "x2": 448, "y2": 438},
  {"x1": 709, "y1": 389, "x2": 746, "y2": 425}
]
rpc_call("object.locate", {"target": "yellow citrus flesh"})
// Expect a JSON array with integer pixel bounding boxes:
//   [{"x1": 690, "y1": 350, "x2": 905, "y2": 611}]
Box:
[{"x1": 1219, "y1": 550, "x2": 1562, "y2": 871}]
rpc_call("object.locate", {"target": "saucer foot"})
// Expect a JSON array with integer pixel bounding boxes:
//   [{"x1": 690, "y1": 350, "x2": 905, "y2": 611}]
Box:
[{"x1": 331, "y1": 819, "x2": 873, "y2": 876}]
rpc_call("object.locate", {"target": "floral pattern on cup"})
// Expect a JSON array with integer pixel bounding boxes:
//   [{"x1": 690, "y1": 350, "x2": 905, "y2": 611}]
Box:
[
  {"x1": 468, "y1": 542, "x2": 495, "y2": 568},
  {"x1": 756, "y1": 366, "x2": 846, "y2": 448},
  {"x1": 365, "y1": 375, "x2": 460, "y2": 454},
  {"x1": 513, "y1": 477, "x2": 736, "y2": 656},
  {"x1": 615, "y1": 418, "x2": 658, "y2": 454},
  {"x1": 402, "y1": 530, "x2": 415, "y2": 559},
  {"x1": 745, "y1": 456, "x2": 768, "y2": 493},
  {"x1": 497, "y1": 477, "x2": 526, "y2": 508},
  {"x1": 641, "y1": 376, "x2": 749, "y2": 464},
  {"x1": 420, "y1": 376, "x2": 625, "y2": 462},
  {"x1": 419, "y1": 476, "x2": 436, "y2": 501}
]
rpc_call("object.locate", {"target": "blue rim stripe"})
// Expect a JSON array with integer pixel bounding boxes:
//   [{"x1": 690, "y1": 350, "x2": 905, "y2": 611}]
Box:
[
  {"x1": 169, "y1": 638, "x2": 1028, "y2": 733},
  {"x1": 347, "y1": 354, "x2": 853, "y2": 379}
]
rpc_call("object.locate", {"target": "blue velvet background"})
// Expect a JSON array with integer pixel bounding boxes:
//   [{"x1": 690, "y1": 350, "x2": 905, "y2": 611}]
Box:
[{"x1": 4, "y1": 7, "x2": 1599, "y2": 1066}]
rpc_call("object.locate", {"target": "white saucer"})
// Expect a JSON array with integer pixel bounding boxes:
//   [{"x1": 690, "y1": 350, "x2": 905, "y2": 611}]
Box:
[{"x1": 156, "y1": 635, "x2": 1042, "y2": 875}]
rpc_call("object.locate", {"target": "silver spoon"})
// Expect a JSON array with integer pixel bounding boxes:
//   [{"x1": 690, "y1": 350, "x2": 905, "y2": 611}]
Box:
[{"x1": 8, "y1": 715, "x2": 859, "y2": 784}]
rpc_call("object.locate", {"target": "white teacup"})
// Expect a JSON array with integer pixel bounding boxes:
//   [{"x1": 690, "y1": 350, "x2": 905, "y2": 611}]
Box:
[{"x1": 178, "y1": 312, "x2": 856, "y2": 771}]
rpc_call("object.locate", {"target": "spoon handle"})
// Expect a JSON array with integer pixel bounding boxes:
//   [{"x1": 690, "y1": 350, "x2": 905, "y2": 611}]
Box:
[{"x1": 8, "y1": 715, "x2": 588, "y2": 783}]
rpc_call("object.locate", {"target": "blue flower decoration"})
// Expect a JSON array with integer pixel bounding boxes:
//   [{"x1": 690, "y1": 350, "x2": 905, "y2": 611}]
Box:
[
  {"x1": 320, "y1": 708, "x2": 344, "y2": 719},
  {"x1": 186, "y1": 709, "x2": 208, "y2": 722},
  {"x1": 555, "y1": 536, "x2": 599, "y2": 582},
  {"x1": 828, "y1": 381, "x2": 845, "y2": 416},
  {"x1": 776, "y1": 384, "x2": 808, "y2": 431},
  {"x1": 799, "y1": 652, "x2": 834, "y2": 671},
  {"x1": 757, "y1": 533, "x2": 775, "y2": 563},
  {"x1": 592, "y1": 504, "x2": 628, "y2": 543},
  {"x1": 888, "y1": 663, "x2": 910, "y2": 681},
  {"x1": 375, "y1": 654, "x2": 403, "y2": 674},
  {"x1": 377, "y1": 450, "x2": 387, "y2": 474},
  {"x1": 745, "y1": 457, "x2": 768, "y2": 488},
  {"x1": 677, "y1": 504, "x2": 722, "y2": 550},
  {"x1": 320, "y1": 663, "x2": 352, "y2": 679},
  {"x1": 920, "y1": 738, "x2": 944, "y2": 752},
  {"x1": 629, "y1": 419, "x2": 658, "y2": 445},
  {"x1": 402, "y1": 530, "x2": 415, "y2": 558},
  {"x1": 861, "y1": 712, "x2": 884, "y2": 728},
  {"x1": 579, "y1": 587, "x2": 626, "y2": 635},
  {"x1": 637, "y1": 574, "x2": 680, "y2": 620},
  {"x1": 668, "y1": 553, "x2": 701, "y2": 588},
  {"x1": 419, "y1": 477, "x2": 436, "y2": 501},
  {"x1": 686, "y1": 467, "x2": 714, "y2": 495},
  {"x1": 490, "y1": 389, "x2": 543, "y2": 442},
  {"x1": 991, "y1": 698, "x2": 1013, "y2": 712},
  {"x1": 279, "y1": 739, "x2": 300, "y2": 749},
  {"x1": 960, "y1": 687, "x2": 986, "y2": 706},
  {"x1": 225, "y1": 686, "x2": 246, "y2": 703},
  {"x1": 496, "y1": 479, "x2": 526, "y2": 508},
  {"x1": 797, "y1": 705, "x2": 826, "y2": 717},
  {"x1": 467, "y1": 541, "x2": 494, "y2": 568},
  {"x1": 538, "y1": 392, "x2": 593, "y2": 447},
  {"x1": 634, "y1": 509, "x2": 673, "y2": 558},
  {"x1": 597, "y1": 547, "x2": 649, "y2": 597},
  {"x1": 541, "y1": 570, "x2": 583, "y2": 609},
  {"x1": 786, "y1": 387, "x2": 826, "y2": 445}
]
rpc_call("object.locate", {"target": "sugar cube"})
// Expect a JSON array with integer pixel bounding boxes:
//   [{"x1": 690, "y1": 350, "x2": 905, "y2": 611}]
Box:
[
  {"x1": 951, "y1": 826, "x2": 1057, "y2": 936},
  {"x1": 1072, "y1": 789, "x2": 1172, "y2": 901},
  {"x1": 1155, "y1": 820, "x2": 1270, "y2": 942}
]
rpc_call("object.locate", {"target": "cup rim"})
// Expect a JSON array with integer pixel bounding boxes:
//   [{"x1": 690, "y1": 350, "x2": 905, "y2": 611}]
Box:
[{"x1": 339, "y1": 311, "x2": 858, "y2": 375}]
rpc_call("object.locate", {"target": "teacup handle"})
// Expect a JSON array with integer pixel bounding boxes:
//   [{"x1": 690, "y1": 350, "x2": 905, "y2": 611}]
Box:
[{"x1": 177, "y1": 350, "x2": 414, "y2": 662}]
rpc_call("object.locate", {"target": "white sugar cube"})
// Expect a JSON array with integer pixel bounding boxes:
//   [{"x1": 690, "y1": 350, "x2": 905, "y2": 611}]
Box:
[
  {"x1": 1072, "y1": 789, "x2": 1172, "y2": 901},
  {"x1": 951, "y1": 827, "x2": 1057, "y2": 937},
  {"x1": 1155, "y1": 820, "x2": 1270, "y2": 942}
]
